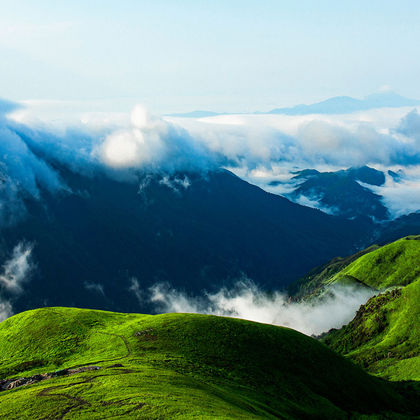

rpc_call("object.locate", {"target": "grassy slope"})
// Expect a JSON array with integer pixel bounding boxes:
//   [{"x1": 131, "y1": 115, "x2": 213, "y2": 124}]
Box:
[
  {"x1": 288, "y1": 245, "x2": 379, "y2": 299},
  {"x1": 0, "y1": 308, "x2": 418, "y2": 419},
  {"x1": 323, "y1": 279, "x2": 420, "y2": 382},
  {"x1": 314, "y1": 236, "x2": 420, "y2": 381},
  {"x1": 291, "y1": 236, "x2": 420, "y2": 299},
  {"x1": 331, "y1": 236, "x2": 420, "y2": 289}
]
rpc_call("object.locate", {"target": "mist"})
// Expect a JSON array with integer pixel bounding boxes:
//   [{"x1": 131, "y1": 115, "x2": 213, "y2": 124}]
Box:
[
  {"x1": 0, "y1": 242, "x2": 34, "y2": 294},
  {"x1": 149, "y1": 280, "x2": 375, "y2": 336},
  {"x1": 367, "y1": 169, "x2": 420, "y2": 218},
  {"x1": 0, "y1": 300, "x2": 13, "y2": 322},
  {"x1": 0, "y1": 242, "x2": 34, "y2": 321}
]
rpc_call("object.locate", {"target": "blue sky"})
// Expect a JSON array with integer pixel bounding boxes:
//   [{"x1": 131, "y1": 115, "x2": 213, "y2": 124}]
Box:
[{"x1": 1, "y1": 1, "x2": 420, "y2": 113}]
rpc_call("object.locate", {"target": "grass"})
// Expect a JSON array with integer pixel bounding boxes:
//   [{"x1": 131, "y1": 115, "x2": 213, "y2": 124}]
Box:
[
  {"x1": 323, "y1": 278, "x2": 420, "y2": 382},
  {"x1": 289, "y1": 245, "x2": 380, "y2": 299},
  {"x1": 0, "y1": 308, "x2": 418, "y2": 418},
  {"x1": 331, "y1": 236, "x2": 420, "y2": 289},
  {"x1": 314, "y1": 236, "x2": 420, "y2": 382},
  {"x1": 290, "y1": 235, "x2": 420, "y2": 299}
]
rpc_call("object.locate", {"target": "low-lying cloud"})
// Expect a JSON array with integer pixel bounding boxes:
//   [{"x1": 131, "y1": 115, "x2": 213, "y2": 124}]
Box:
[
  {"x1": 84, "y1": 281, "x2": 105, "y2": 296},
  {"x1": 366, "y1": 173, "x2": 420, "y2": 218},
  {"x1": 128, "y1": 277, "x2": 143, "y2": 304},
  {"x1": 0, "y1": 242, "x2": 34, "y2": 321},
  {"x1": 0, "y1": 242, "x2": 34, "y2": 294},
  {"x1": 0, "y1": 300, "x2": 13, "y2": 323},
  {"x1": 148, "y1": 280, "x2": 375, "y2": 336}
]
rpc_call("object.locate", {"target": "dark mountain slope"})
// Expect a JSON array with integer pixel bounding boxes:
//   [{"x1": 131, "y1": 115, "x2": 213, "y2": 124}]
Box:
[
  {"x1": 286, "y1": 165, "x2": 388, "y2": 220},
  {"x1": 379, "y1": 212, "x2": 420, "y2": 243},
  {"x1": 1, "y1": 165, "x2": 371, "y2": 314}
]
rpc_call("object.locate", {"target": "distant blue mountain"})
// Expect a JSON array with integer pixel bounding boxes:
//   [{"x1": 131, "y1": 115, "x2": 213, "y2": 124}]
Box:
[
  {"x1": 268, "y1": 92, "x2": 420, "y2": 115},
  {"x1": 166, "y1": 92, "x2": 420, "y2": 118}
]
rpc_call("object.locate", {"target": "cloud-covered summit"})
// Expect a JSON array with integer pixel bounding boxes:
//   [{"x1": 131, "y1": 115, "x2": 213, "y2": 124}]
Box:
[{"x1": 101, "y1": 105, "x2": 219, "y2": 172}]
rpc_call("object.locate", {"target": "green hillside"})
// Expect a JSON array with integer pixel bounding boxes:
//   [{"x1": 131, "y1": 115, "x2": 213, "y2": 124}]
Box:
[
  {"x1": 291, "y1": 235, "x2": 420, "y2": 299},
  {"x1": 323, "y1": 278, "x2": 420, "y2": 381},
  {"x1": 309, "y1": 236, "x2": 420, "y2": 382},
  {"x1": 0, "y1": 308, "x2": 418, "y2": 419},
  {"x1": 289, "y1": 245, "x2": 379, "y2": 298},
  {"x1": 331, "y1": 236, "x2": 420, "y2": 289}
]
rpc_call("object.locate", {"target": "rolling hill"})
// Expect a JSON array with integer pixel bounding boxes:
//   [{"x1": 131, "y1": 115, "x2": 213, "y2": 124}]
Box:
[{"x1": 0, "y1": 307, "x2": 418, "y2": 419}]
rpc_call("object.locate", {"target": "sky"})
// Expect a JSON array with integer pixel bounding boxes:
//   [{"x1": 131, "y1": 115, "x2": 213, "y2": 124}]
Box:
[{"x1": 1, "y1": 1, "x2": 420, "y2": 113}]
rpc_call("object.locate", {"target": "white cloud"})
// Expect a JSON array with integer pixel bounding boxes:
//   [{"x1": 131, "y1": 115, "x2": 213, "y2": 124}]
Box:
[
  {"x1": 0, "y1": 300, "x2": 13, "y2": 322},
  {"x1": 84, "y1": 281, "x2": 105, "y2": 296},
  {"x1": 0, "y1": 242, "x2": 34, "y2": 294},
  {"x1": 171, "y1": 107, "x2": 420, "y2": 170},
  {"x1": 149, "y1": 280, "x2": 375, "y2": 336},
  {"x1": 159, "y1": 175, "x2": 191, "y2": 193},
  {"x1": 101, "y1": 105, "x2": 216, "y2": 172},
  {"x1": 367, "y1": 172, "x2": 420, "y2": 218},
  {"x1": 0, "y1": 242, "x2": 34, "y2": 321},
  {"x1": 293, "y1": 194, "x2": 338, "y2": 215},
  {"x1": 128, "y1": 277, "x2": 143, "y2": 303}
]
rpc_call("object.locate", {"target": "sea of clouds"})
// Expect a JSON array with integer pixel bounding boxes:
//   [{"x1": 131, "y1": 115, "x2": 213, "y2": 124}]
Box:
[{"x1": 3, "y1": 98, "x2": 420, "y2": 222}]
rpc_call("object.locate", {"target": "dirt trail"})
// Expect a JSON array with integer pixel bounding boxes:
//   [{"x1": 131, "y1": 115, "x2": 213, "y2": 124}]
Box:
[{"x1": 37, "y1": 369, "x2": 142, "y2": 419}]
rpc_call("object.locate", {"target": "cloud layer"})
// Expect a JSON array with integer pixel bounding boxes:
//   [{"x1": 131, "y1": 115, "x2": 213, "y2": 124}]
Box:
[
  {"x1": 101, "y1": 105, "x2": 218, "y2": 172},
  {"x1": 1, "y1": 101, "x2": 420, "y2": 223},
  {"x1": 170, "y1": 106, "x2": 420, "y2": 168}
]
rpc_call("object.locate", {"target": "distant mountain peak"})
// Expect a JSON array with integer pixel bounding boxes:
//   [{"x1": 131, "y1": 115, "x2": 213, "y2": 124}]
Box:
[
  {"x1": 268, "y1": 92, "x2": 420, "y2": 115},
  {"x1": 165, "y1": 92, "x2": 420, "y2": 118}
]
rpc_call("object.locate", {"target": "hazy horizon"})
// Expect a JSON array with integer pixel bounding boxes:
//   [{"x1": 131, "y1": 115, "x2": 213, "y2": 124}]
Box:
[{"x1": 2, "y1": 1, "x2": 420, "y2": 113}]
